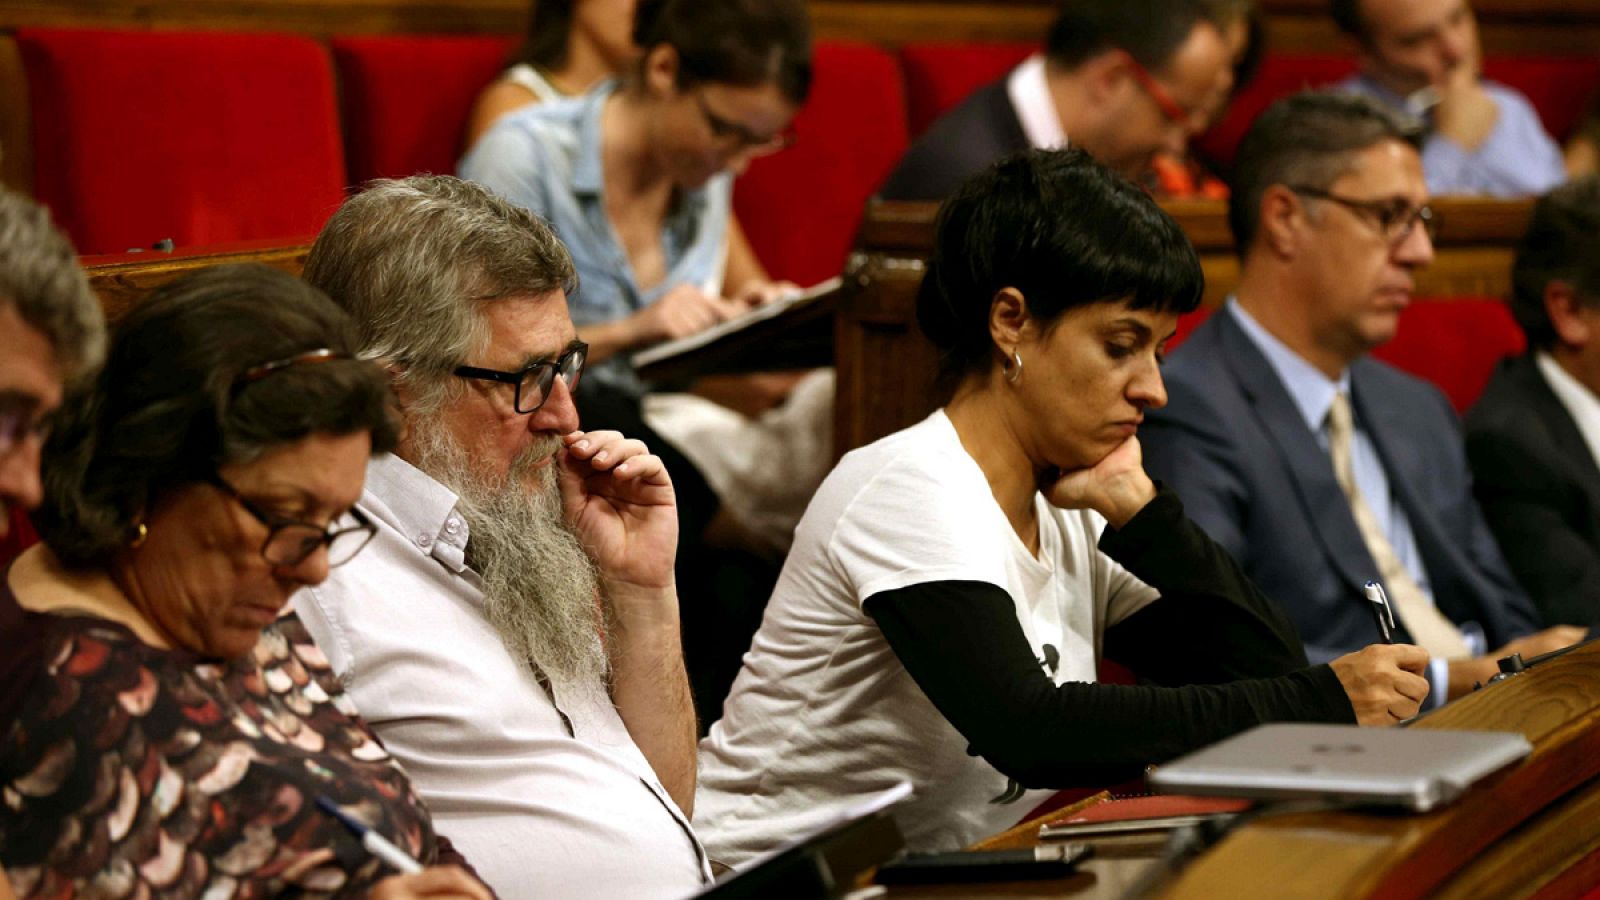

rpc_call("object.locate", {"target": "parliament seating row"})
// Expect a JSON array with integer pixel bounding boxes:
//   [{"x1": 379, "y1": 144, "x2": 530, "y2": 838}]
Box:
[{"x1": 12, "y1": 27, "x2": 1600, "y2": 282}]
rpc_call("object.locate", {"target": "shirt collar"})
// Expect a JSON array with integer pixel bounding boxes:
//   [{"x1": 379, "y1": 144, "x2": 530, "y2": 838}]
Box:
[
  {"x1": 570, "y1": 81, "x2": 619, "y2": 196},
  {"x1": 1349, "y1": 73, "x2": 1435, "y2": 120},
  {"x1": 361, "y1": 453, "x2": 472, "y2": 574},
  {"x1": 1228, "y1": 299, "x2": 1351, "y2": 432},
  {"x1": 1535, "y1": 351, "x2": 1600, "y2": 464},
  {"x1": 1006, "y1": 55, "x2": 1068, "y2": 150}
]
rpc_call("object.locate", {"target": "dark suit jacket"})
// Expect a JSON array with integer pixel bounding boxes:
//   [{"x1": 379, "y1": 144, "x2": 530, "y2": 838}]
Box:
[
  {"x1": 1465, "y1": 354, "x2": 1600, "y2": 627},
  {"x1": 1141, "y1": 310, "x2": 1541, "y2": 661},
  {"x1": 877, "y1": 78, "x2": 1031, "y2": 202}
]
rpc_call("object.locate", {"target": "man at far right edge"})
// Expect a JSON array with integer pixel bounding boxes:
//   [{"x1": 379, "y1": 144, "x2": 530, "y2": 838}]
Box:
[
  {"x1": 1140, "y1": 92, "x2": 1583, "y2": 712},
  {"x1": 1332, "y1": 0, "x2": 1565, "y2": 197},
  {"x1": 1466, "y1": 176, "x2": 1600, "y2": 629}
]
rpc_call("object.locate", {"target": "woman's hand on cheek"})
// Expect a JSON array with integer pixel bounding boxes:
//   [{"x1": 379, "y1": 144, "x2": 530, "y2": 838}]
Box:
[{"x1": 1042, "y1": 436, "x2": 1157, "y2": 529}]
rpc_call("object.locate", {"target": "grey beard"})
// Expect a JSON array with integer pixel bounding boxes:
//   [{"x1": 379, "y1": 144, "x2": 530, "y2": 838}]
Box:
[{"x1": 409, "y1": 422, "x2": 607, "y2": 685}]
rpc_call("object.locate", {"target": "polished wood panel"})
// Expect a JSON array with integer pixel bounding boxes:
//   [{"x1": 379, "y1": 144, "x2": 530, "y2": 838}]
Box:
[
  {"x1": 836, "y1": 197, "x2": 1533, "y2": 459},
  {"x1": 82, "y1": 237, "x2": 311, "y2": 322},
  {"x1": 0, "y1": 0, "x2": 1595, "y2": 49}
]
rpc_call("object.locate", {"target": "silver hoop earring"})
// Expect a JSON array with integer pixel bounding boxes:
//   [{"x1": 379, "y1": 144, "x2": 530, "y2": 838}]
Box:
[{"x1": 1004, "y1": 350, "x2": 1023, "y2": 385}]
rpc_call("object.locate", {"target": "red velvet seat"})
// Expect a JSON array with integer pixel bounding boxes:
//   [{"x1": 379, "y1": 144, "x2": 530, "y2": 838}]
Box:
[
  {"x1": 1372, "y1": 297, "x2": 1525, "y2": 413},
  {"x1": 18, "y1": 28, "x2": 346, "y2": 255},
  {"x1": 1194, "y1": 54, "x2": 1358, "y2": 174},
  {"x1": 0, "y1": 508, "x2": 38, "y2": 571},
  {"x1": 898, "y1": 42, "x2": 1035, "y2": 137},
  {"x1": 331, "y1": 35, "x2": 516, "y2": 184},
  {"x1": 1170, "y1": 299, "x2": 1525, "y2": 414},
  {"x1": 734, "y1": 41, "x2": 910, "y2": 286},
  {"x1": 1481, "y1": 57, "x2": 1600, "y2": 142}
]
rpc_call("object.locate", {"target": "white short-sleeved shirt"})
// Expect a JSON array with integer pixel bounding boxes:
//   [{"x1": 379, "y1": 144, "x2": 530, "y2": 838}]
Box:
[{"x1": 694, "y1": 411, "x2": 1160, "y2": 864}]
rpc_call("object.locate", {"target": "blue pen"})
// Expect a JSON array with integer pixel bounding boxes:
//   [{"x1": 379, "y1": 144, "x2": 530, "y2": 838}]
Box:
[
  {"x1": 1364, "y1": 581, "x2": 1396, "y2": 644},
  {"x1": 317, "y1": 795, "x2": 424, "y2": 875}
]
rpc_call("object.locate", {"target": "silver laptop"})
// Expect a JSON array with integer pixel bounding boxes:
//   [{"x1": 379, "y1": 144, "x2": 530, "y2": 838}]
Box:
[{"x1": 1148, "y1": 723, "x2": 1531, "y2": 812}]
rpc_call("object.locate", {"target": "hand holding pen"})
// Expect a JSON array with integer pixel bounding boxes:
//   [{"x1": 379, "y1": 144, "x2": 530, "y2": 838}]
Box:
[
  {"x1": 318, "y1": 796, "x2": 492, "y2": 900},
  {"x1": 1364, "y1": 581, "x2": 1396, "y2": 644}
]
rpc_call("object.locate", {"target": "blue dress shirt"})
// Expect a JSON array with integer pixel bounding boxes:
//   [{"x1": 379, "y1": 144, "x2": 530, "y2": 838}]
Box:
[
  {"x1": 1337, "y1": 74, "x2": 1565, "y2": 198},
  {"x1": 459, "y1": 81, "x2": 733, "y2": 396}
]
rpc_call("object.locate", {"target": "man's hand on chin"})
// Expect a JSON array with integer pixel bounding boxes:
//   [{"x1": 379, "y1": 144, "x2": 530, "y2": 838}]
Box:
[{"x1": 557, "y1": 429, "x2": 678, "y2": 592}]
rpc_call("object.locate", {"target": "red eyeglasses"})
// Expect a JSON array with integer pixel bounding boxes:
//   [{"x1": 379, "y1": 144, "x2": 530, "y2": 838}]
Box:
[{"x1": 1124, "y1": 54, "x2": 1208, "y2": 131}]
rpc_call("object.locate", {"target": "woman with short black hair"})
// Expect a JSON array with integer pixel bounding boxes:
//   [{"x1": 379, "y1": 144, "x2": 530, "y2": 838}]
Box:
[{"x1": 695, "y1": 149, "x2": 1431, "y2": 865}]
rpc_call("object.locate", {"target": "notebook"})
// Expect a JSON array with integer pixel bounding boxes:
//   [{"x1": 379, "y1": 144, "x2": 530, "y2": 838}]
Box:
[{"x1": 1147, "y1": 723, "x2": 1532, "y2": 813}]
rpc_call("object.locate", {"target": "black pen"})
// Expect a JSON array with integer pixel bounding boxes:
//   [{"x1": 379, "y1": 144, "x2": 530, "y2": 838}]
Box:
[{"x1": 1364, "y1": 580, "x2": 1395, "y2": 644}]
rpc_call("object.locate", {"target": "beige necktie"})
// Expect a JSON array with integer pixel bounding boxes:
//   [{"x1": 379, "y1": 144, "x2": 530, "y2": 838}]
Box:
[{"x1": 1326, "y1": 391, "x2": 1472, "y2": 659}]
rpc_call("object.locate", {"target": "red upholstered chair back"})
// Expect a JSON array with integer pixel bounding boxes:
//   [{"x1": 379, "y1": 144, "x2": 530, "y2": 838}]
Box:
[
  {"x1": 331, "y1": 35, "x2": 517, "y2": 184},
  {"x1": 734, "y1": 42, "x2": 910, "y2": 286},
  {"x1": 1168, "y1": 299, "x2": 1524, "y2": 414},
  {"x1": 898, "y1": 42, "x2": 1035, "y2": 138},
  {"x1": 1481, "y1": 57, "x2": 1600, "y2": 142},
  {"x1": 1194, "y1": 54, "x2": 1359, "y2": 173},
  {"x1": 18, "y1": 28, "x2": 347, "y2": 255},
  {"x1": 1371, "y1": 297, "x2": 1525, "y2": 413}
]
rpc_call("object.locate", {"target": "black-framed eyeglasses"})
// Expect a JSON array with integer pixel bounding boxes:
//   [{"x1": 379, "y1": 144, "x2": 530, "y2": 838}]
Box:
[
  {"x1": 0, "y1": 393, "x2": 52, "y2": 458},
  {"x1": 694, "y1": 94, "x2": 796, "y2": 157},
  {"x1": 1286, "y1": 185, "x2": 1439, "y2": 246},
  {"x1": 207, "y1": 474, "x2": 377, "y2": 568},
  {"x1": 452, "y1": 341, "x2": 587, "y2": 415}
]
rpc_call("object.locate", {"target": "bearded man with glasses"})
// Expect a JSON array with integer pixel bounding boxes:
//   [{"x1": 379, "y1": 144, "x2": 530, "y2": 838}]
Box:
[
  {"x1": 1141, "y1": 92, "x2": 1583, "y2": 712},
  {"x1": 289, "y1": 175, "x2": 710, "y2": 899}
]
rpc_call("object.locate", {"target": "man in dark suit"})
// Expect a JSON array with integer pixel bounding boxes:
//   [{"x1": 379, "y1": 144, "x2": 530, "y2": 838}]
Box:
[
  {"x1": 877, "y1": 0, "x2": 1234, "y2": 201},
  {"x1": 1466, "y1": 177, "x2": 1600, "y2": 627},
  {"x1": 1142, "y1": 92, "x2": 1582, "y2": 708}
]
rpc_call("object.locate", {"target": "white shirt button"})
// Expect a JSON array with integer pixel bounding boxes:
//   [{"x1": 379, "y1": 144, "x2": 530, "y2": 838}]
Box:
[{"x1": 417, "y1": 533, "x2": 433, "y2": 548}]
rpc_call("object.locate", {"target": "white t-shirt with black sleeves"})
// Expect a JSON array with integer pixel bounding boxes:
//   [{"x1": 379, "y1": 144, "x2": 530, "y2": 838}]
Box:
[{"x1": 694, "y1": 410, "x2": 1161, "y2": 864}]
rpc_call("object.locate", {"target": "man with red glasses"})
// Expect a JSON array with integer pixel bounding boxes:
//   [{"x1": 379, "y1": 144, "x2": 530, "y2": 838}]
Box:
[
  {"x1": 1142, "y1": 92, "x2": 1583, "y2": 712},
  {"x1": 0, "y1": 188, "x2": 104, "y2": 551},
  {"x1": 1332, "y1": 0, "x2": 1564, "y2": 197},
  {"x1": 879, "y1": 0, "x2": 1234, "y2": 201}
]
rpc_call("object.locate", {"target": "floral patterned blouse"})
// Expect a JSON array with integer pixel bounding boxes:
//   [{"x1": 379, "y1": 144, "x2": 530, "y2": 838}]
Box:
[{"x1": 0, "y1": 577, "x2": 467, "y2": 898}]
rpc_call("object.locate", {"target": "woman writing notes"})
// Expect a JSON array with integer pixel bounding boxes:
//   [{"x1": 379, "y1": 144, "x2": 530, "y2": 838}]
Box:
[
  {"x1": 1, "y1": 266, "x2": 489, "y2": 897},
  {"x1": 462, "y1": 0, "x2": 830, "y2": 717},
  {"x1": 695, "y1": 150, "x2": 1430, "y2": 863}
]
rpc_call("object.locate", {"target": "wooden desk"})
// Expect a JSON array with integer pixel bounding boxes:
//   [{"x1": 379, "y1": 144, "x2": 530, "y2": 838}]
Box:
[
  {"x1": 81, "y1": 237, "x2": 312, "y2": 323},
  {"x1": 835, "y1": 197, "x2": 1533, "y2": 459},
  {"x1": 884, "y1": 640, "x2": 1600, "y2": 898}
]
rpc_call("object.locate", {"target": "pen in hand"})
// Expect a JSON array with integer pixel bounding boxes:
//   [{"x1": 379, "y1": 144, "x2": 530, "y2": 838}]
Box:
[
  {"x1": 1364, "y1": 581, "x2": 1396, "y2": 644},
  {"x1": 316, "y1": 795, "x2": 424, "y2": 875}
]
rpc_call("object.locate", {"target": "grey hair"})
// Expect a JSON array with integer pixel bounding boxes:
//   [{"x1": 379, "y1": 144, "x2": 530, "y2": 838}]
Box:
[
  {"x1": 0, "y1": 187, "x2": 105, "y2": 380},
  {"x1": 302, "y1": 175, "x2": 576, "y2": 414},
  {"x1": 1227, "y1": 91, "x2": 1423, "y2": 254}
]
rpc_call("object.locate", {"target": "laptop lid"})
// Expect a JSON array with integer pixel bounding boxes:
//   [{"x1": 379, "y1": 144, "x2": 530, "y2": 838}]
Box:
[{"x1": 1148, "y1": 723, "x2": 1531, "y2": 812}]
